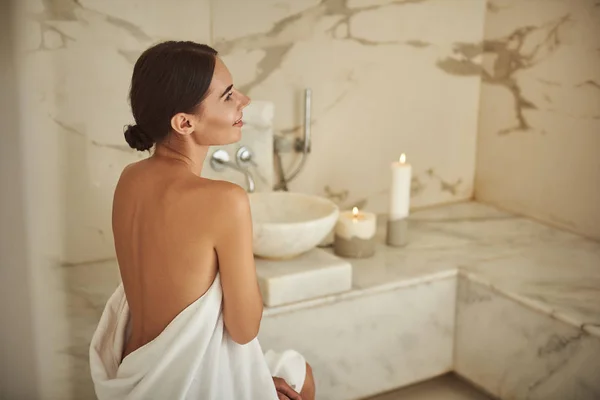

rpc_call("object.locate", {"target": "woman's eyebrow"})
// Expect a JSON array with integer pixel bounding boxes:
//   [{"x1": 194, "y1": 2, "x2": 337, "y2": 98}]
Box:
[{"x1": 220, "y1": 84, "x2": 234, "y2": 98}]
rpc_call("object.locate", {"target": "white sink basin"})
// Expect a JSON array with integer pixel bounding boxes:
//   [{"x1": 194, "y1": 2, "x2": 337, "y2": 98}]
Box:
[{"x1": 249, "y1": 192, "x2": 339, "y2": 259}]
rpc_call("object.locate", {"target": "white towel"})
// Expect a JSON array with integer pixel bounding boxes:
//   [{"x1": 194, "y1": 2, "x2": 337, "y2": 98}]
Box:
[{"x1": 89, "y1": 273, "x2": 306, "y2": 399}]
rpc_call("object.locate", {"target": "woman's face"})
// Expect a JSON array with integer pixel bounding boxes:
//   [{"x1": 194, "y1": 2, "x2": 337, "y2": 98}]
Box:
[{"x1": 191, "y1": 57, "x2": 251, "y2": 146}]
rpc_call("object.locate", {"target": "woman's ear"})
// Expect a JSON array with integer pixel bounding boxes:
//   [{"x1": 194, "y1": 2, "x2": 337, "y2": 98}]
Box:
[{"x1": 170, "y1": 113, "x2": 194, "y2": 136}]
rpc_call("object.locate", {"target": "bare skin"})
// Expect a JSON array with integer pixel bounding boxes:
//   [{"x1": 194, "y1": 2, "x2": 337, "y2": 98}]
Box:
[
  {"x1": 274, "y1": 363, "x2": 316, "y2": 400},
  {"x1": 113, "y1": 57, "x2": 315, "y2": 400}
]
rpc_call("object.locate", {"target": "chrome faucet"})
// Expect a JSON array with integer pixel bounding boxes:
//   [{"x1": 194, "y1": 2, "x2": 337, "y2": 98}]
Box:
[{"x1": 210, "y1": 148, "x2": 256, "y2": 193}]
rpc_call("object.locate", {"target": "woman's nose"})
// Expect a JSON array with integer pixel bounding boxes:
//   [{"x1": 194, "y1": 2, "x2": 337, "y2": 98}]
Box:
[{"x1": 239, "y1": 93, "x2": 251, "y2": 109}]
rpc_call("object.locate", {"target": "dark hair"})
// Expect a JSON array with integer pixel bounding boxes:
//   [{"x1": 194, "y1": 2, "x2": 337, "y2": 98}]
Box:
[{"x1": 123, "y1": 41, "x2": 218, "y2": 151}]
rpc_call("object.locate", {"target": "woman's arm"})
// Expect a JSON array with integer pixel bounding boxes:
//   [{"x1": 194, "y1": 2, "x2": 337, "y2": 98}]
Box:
[{"x1": 214, "y1": 183, "x2": 263, "y2": 344}]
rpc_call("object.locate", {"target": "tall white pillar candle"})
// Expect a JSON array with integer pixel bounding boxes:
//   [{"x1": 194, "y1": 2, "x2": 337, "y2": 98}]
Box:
[
  {"x1": 389, "y1": 153, "x2": 412, "y2": 220},
  {"x1": 387, "y1": 153, "x2": 411, "y2": 247}
]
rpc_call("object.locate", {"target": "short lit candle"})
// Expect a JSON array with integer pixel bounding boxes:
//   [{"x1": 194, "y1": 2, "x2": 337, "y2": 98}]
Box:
[
  {"x1": 351, "y1": 207, "x2": 361, "y2": 223},
  {"x1": 334, "y1": 206, "x2": 377, "y2": 258}
]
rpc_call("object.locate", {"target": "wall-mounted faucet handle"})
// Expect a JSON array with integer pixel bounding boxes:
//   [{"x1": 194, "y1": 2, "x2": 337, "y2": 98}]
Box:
[
  {"x1": 210, "y1": 149, "x2": 230, "y2": 172},
  {"x1": 210, "y1": 148, "x2": 256, "y2": 193},
  {"x1": 236, "y1": 146, "x2": 256, "y2": 168}
]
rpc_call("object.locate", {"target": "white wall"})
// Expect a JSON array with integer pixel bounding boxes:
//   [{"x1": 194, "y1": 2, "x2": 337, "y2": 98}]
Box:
[
  {"x1": 1, "y1": 1, "x2": 73, "y2": 398},
  {"x1": 0, "y1": 1, "x2": 41, "y2": 397}
]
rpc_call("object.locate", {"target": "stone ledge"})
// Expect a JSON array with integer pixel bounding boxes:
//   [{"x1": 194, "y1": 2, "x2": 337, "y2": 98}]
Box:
[{"x1": 256, "y1": 249, "x2": 352, "y2": 307}]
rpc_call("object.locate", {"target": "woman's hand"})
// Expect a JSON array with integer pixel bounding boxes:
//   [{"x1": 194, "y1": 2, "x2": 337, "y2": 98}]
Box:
[{"x1": 273, "y1": 377, "x2": 302, "y2": 400}]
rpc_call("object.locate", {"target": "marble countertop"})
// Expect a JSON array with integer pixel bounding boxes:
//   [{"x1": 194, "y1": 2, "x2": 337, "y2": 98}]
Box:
[
  {"x1": 321, "y1": 201, "x2": 600, "y2": 336},
  {"x1": 65, "y1": 201, "x2": 600, "y2": 337},
  {"x1": 59, "y1": 200, "x2": 600, "y2": 400}
]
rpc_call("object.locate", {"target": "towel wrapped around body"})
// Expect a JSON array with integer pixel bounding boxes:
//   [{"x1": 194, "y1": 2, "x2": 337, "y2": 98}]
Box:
[{"x1": 89, "y1": 273, "x2": 306, "y2": 400}]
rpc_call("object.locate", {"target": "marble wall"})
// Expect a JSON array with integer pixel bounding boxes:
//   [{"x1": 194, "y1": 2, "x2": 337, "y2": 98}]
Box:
[
  {"x1": 22, "y1": 0, "x2": 275, "y2": 264},
  {"x1": 21, "y1": 0, "x2": 487, "y2": 264},
  {"x1": 23, "y1": 1, "x2": 600, "y2": 258},
  {"x1": 216, "y1": 0, "x2": 486, "y2": 212},
  {"x1": 475, "y1": 0, "x2": 600, "y2": 240}
]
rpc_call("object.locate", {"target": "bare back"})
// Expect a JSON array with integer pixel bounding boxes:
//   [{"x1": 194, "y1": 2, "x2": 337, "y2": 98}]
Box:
[{"x1": 113, "y1": 158, "x2": 223, "y2": 358}]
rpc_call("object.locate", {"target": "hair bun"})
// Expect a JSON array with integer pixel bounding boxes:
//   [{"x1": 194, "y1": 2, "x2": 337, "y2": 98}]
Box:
[{"x1": 124, "y1": 124, "x2": 153, "y2": 151}]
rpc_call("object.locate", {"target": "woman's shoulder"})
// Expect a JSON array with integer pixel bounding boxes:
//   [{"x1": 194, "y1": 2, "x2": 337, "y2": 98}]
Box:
[
  {"x1": 177, "y1": 179, "x2": 252, "y2": 240},
  {"x1": 187, "y1": 178, "x2": 250, "y2": 214},
  {"x1": 114, "y1": 160, "x2": 146, "y2": 188},
  {"x1": 114, "y1": 160, "x2": 250, "y2": 219}
]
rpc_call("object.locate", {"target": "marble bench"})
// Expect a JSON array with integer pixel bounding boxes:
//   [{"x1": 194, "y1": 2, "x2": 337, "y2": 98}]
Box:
[{"x1": 258, "y1": 201, "x2": 600, "y2": 400}]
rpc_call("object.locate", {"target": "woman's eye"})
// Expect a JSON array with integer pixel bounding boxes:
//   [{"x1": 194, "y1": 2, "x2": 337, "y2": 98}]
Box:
[{"x1": 225, "y1": 92, "x2": 233, "y2": 101}]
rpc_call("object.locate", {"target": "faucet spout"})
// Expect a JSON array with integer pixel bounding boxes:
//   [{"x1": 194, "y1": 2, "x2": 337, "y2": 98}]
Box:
[{"x1": 210, "y1": 150, "x2": 256, "y2": 193}]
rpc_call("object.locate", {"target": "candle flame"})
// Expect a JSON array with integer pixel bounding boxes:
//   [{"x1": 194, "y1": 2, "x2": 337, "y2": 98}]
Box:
[
  {"x1": 352, "y1": 207, "x2": 359, "y2": 217},
  {"x1": 399, "y1": 153, "x2": 406, "y2": 164}
]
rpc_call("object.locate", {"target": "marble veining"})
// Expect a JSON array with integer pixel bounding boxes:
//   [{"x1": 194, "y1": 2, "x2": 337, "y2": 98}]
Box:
[
  {"x1": 455, "y1": 277, "x2": 600, "y2": 399},
  {"x1": 213, "y1": 0, "x2": 485, "y2": 214},
  {"x1": 483, "y1": 15, "x2": 572, "y2": 135},
  {"x1": 475, "y1": 0, "x2": 600, "y2": 241},
  {"x1": 22, "y1": 0, "x2": 492, "y2": 262},
  {"x1": 214, "y1": 0, "x2": 441, "y2": 76},
  {"x1": 22, "y1": 0, "x2": 280, "y2": 264},
  {"x1": 319, "y1": 201, "x2": 600, "y2": 338},
  {"x1": 259, "y1": 276, "x2": 456, "y2": 400}
]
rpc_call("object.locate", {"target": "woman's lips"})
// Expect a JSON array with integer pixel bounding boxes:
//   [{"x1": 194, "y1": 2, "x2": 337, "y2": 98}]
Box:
[{"x1": 233, "y1": 116, "x2": 243, "y2": 127}]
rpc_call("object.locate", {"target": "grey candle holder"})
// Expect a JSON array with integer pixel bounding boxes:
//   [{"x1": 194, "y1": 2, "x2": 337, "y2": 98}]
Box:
[
  {"x1": 386, "y1": 218, "x2": 409, "y2": 247},
  {"x1": 334, "y1": 235, "x2": 376, "y2": 258}
]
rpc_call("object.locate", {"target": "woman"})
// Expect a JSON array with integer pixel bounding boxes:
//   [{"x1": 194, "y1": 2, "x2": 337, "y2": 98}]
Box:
[{"x1": 89, "y1": 41, "x2": 315, "y2": 400}]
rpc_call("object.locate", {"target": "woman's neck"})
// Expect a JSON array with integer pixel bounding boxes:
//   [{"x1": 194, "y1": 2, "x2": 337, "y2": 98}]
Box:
[{"x1": 153, "y1": 135, "x2": 209, "y2": 177}]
